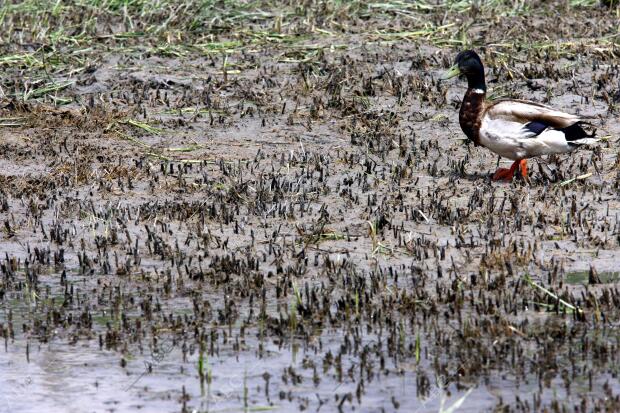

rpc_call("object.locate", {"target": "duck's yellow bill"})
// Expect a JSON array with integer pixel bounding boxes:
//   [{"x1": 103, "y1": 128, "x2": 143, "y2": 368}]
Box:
[{"x1": 441, "y1": 64, "x2": 461, "y2": 80}]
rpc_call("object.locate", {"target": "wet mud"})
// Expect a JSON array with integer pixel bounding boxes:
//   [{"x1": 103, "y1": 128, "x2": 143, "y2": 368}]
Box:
[{"x1": 1, "y1": 1, "x2": 620, "y2": 412}]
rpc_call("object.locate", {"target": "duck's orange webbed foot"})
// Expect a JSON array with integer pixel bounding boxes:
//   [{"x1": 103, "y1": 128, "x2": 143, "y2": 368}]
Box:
[
  {"x1": 492, "y1": 167, "x2": 514, "y2": 181},
  {"x1": 492, "y1": 160, "x2": 527, "y2": 181},
  {"x1": 518, "y1": 159, "x2": 528, "y2": 179}
]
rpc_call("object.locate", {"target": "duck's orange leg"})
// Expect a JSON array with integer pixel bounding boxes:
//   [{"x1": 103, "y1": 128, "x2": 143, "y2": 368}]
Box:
[
  {"x1": 519, "y1": 159, "x2": 527, "y2": 179},
  {"x1": 492, "y1": 160, "x2": 527, "y2": 181}
]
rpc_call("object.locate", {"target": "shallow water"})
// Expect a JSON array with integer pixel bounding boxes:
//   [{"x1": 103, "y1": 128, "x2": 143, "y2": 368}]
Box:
[
  {"x1": 566, "y1": 271, "x2": 620, "y2": 285},
  {"x1": 3, "y1": 268, "x2": 620, "y2": 413}
]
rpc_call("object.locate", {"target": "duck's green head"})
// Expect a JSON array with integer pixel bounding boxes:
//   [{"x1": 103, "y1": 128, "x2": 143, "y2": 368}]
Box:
[{"x1": 442, "y1": 50, "x2": 486, "y2": 90}]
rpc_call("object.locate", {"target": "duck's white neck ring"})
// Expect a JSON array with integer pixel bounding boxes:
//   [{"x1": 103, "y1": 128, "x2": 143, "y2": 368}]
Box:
[{"x1": 471, "y1": 88, "x2": 485, "y2": 94}]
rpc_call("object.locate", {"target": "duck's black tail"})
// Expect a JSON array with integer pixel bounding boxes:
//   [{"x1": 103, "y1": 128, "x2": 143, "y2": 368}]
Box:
[{"x1": 564, "y1": 121, "x2": 598, "y2": 146}]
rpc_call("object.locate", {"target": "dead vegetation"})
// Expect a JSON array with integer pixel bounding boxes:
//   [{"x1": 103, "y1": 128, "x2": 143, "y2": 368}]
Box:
[{"x1": 1, "y1": 1, "x2": 620, "y2": 412}]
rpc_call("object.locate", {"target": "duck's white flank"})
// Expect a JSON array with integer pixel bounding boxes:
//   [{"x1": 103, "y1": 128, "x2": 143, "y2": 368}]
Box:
[{"x1": 477, "y1": 100, "x2": 597, "y2": 160}]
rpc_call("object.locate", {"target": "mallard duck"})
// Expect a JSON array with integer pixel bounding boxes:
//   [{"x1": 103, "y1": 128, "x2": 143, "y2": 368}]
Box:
[{"x1": 441, "y1": 50, "x2": 597, "y2": 181}]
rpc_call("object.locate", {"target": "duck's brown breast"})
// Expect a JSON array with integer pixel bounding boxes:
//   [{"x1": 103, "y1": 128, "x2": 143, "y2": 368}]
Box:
[{"x1": 459, "y1": 89, "x2": 486, "y2": 146}]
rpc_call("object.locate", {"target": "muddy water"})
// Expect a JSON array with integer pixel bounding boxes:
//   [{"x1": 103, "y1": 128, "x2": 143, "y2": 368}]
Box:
[
  {"x1": 4, "y1": 291, "x2": 620, "y2": 413},
  {"x1": 1, "y1": 279, "x2": 478, "y2": 413}
]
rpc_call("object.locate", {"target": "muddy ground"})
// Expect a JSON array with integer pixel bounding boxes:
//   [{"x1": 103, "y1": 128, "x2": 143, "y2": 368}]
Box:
[{"x1": 1, "y1": 1, "x2": 620, "y2": 412}]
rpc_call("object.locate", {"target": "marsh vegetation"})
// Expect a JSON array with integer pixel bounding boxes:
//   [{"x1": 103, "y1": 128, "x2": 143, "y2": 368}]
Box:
[{"x1": 1, "y1": 1, "x2": 620, "y2": 412}]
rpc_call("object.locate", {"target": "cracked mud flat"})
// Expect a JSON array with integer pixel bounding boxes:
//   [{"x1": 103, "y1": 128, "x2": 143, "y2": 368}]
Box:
[{"x1": 1, "y1": 1, "x2": 620, "y2": 412}]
